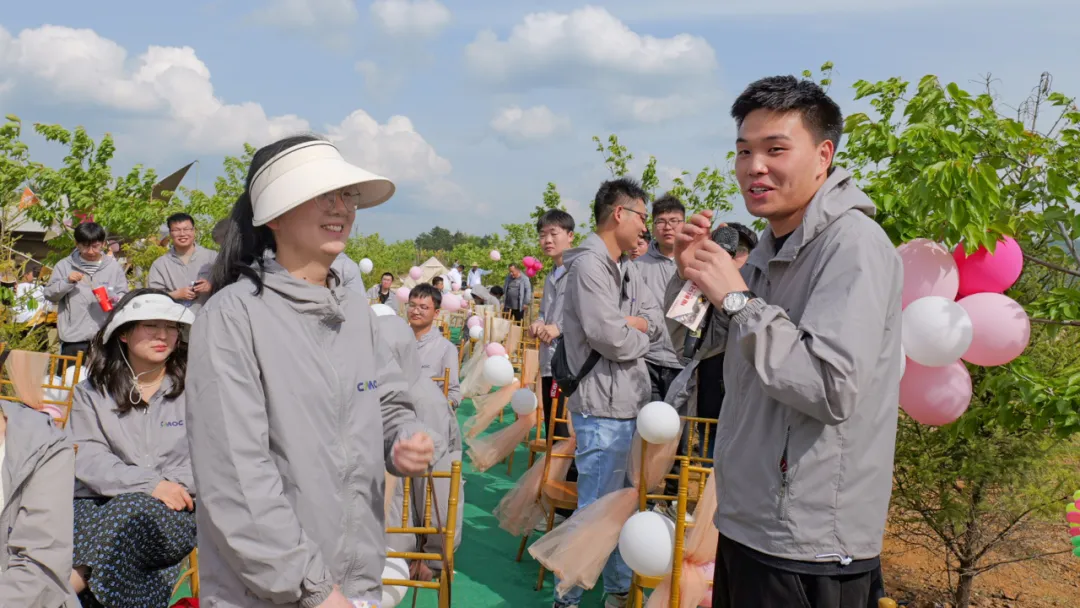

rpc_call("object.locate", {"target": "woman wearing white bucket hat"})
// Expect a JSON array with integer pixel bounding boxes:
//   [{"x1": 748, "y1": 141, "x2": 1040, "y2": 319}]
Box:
[{"x1": 186, "y1": 135, "x2": 440, "y2": 608}]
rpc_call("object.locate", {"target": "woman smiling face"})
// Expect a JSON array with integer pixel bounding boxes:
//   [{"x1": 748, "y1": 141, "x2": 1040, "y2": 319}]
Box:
[{"x1": 268, "y1": 187, "x2": 358, "y2": 265}]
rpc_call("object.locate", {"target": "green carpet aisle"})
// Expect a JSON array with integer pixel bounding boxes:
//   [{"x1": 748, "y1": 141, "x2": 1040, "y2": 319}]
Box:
[{"x1": 400, "y1": 395, "x2": 604, "y2": 607}]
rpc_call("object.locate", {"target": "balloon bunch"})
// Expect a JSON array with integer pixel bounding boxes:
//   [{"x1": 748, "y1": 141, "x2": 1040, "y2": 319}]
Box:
[
  {"x1": 521, "y1": 256, "x2": 544, "y2": 278},
  {"x1": 897, "y1": 237, "x2": 1030, "y2": 426},
  {"x1": 1066, "y1": 490, "x2": 1080, "y2": 557}
]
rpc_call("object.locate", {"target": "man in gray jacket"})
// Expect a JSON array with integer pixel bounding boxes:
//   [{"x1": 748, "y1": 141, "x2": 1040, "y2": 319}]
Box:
[
  {"x1": 553, "y1": 177, "x2": 664, "y2": 608},
  {"x1": 501, "y1": 264, "x2": 532, "y2": 321},
  {"x1": 407, "y1": 284, "x2": 461, "y2": 408},
  {"x1": 148, "y1": 213, "x2": 218, "y2": 315},
  {"x1": 668, "y1": 76, "x2": 903, "y2": 608}
]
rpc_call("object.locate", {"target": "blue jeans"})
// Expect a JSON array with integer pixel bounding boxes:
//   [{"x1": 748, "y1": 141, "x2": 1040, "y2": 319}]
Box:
[{"x1": 553, "y1": 413, "x2": 636, "y2": 606}]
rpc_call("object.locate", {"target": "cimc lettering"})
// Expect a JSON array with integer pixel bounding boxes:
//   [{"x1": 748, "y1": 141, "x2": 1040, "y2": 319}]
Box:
[{"x1": 357, "y1": 380, "x2": 378, "y2": 392}]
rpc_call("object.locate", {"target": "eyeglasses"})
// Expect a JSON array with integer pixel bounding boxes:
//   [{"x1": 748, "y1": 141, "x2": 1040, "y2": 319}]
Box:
[
  {"x1": 170, "y1": 228, "x2": 195, "y2": 235},
  {"x1": 619, "y1": 206, "x2": 649, "y2": 223},
  {"x1": 407, "y1": 303, "x2": 434, "y2": 313},
  {"x1": 654, "y1": 218, "x2": 684, "y2": 228},
  {"x1": 77, "y1": 242, "x2": 105, "y2": 251},
  {"x1": 314, "y1": 189, "x2": 362, "y2": 212}
]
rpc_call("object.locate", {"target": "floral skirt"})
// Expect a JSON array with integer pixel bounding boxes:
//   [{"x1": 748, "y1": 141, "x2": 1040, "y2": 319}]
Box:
[{"x1": 74, "y1": 493, "x2": 197, "y2": 608}]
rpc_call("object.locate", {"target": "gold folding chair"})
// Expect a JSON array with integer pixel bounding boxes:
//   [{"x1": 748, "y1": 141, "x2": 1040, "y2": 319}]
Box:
[
  {"x1": 504, "y1": 347, "x2": 540, "y2": 474},
  {"x1": 517, "y1": 392, "x2": 578, "y2": 590},
  {"x1": 172, "y1": 548, "x2": 199, "y2": 600},
  {"x1": 431, "y1": 366, "x2": 451, "y2": 402},
  {"x1": 385, "y1": 461, "x2": 463, "y2": 608},
  {"x1": 0, "y1": 348, "x2": 84, "y2": 429}
]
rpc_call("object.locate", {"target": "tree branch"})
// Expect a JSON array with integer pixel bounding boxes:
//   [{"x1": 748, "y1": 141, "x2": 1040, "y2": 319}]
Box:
[
  {"x1": 971, "y1": 549, "x2": 1072, "y2": 575},
  {"x1": 1023, "y1": 253, "x2": 1080, "y2": 278},
  {"x1": 1031, "y1": 318, "x2": 1080, "y2": 327}
]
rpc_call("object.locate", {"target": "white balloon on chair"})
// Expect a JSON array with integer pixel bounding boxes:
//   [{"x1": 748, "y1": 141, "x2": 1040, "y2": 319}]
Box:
[
  {"x1": 618, "y1": 511, "x2": 675, "y2": 577},
  {"x1": 483, "y1": 355, "x2": 515, "y2": 387},
  {"x1": 511, "y1": 388, "x2": 537, "y2": 415},
  {"x1": 901, "y1": 295, "x2": 973, "y2": 367},
  {"x1": 637, "y1": 401, "x2": 680, "y2": 444},
  {"x1": 468, "y1": 325, "x2": 483, "y2": 340},
  {"x1": 380, "y1": 555, "x2": 409, "y2": 607}
]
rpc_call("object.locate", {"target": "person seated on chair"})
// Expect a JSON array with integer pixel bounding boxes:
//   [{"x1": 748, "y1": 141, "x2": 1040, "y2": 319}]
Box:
[
  {"x1": 0, "y1": 402, "x2": 79, "y2": 607},
  {"x1": 408, "y1": 284, "x2": 461, "y2": 409},
  {"x1": 66, "y1": 288, "x2": 197, "y2": 608},
  {"x1": 373, "y1": 306, "x2": 462, "y2": 584}
]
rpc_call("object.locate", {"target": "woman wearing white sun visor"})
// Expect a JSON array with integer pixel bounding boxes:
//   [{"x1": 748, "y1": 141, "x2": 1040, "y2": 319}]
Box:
[
  {"x1": 66, "y1": 288, "x2": 197, "y2": 608},
  {"x1": 186, "y1": 136, "x2": 441, "y2": 608}
]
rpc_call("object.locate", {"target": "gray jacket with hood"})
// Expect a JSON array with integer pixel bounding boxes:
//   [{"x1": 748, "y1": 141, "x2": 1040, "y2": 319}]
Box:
[
  {"x1": 664, "y1": 167, "x2": 903, "y2": 563},
  {"x1": 68, "y1": 378, "x2": 193, "y2": 498},
  {"x1": 186, "y1": 260, "x2": 440, "y2": 608},
  {"x1": 0, "y1": 402, "x2": 78, "y2": 608},
  {"x1": 562, "y1": 233, "x2": 665, "y2": 419},
  {"x1": 415, "y1": 328, "x2": 461, "y2": 408},
  {"x1": 331, "y1": 253, "x2": 365, "y2": 295},
  {"x1": 536, "y1": 266, "x2": 568, "y2": 377},
  {"x1": 148, "y1": 245, "x2": 218, "y2": 315},
  {"x1": 633, "y1": 240, "x2": 683, "y2": 370},
  {"x1": 43, "y1": 252, "x2": 129, "y2": 343}
]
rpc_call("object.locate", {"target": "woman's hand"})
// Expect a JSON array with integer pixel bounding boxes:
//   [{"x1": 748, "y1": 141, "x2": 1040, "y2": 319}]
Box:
[
  {"x1": 392, "y1": 432, "x2": 435, "y2": 475},
  {"x1": 152, "y1": 480, "x2": 194, "y2": 511}
]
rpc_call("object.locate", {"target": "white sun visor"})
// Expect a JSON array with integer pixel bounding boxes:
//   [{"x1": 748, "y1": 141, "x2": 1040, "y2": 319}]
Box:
[
  {"x1": 249, "y1": 140, "x2": 396, "y2": 226},
  {"x1": 102, "y1": 293, "x2": 196, "y2": 343}
]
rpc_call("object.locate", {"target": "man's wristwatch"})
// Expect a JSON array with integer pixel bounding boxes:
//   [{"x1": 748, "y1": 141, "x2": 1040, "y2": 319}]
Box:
[{"x1": 721, "y1": 291, "x2": 755, "y2": 316}]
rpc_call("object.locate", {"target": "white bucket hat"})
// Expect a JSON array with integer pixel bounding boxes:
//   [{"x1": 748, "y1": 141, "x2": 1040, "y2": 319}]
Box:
[
  {"x1": 249, "y1": 140, "x2": 396, "y2": 226},
  {"x1": 102, "y1": 293, "x2": 196, "y2": 343}
]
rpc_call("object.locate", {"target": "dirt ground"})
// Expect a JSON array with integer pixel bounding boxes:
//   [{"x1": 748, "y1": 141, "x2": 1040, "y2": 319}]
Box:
[{"x1": 880, "y1": 519, "x2": 1080, "y2": 607}]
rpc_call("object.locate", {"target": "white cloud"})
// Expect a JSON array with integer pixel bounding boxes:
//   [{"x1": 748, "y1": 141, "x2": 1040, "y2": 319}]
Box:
[
  {"x1": 0, "y1": 24, "x2": 456, "y2": 193},
  {"x1": 490, "y1": 105, "x2": 570, "y2": 146},
  {"x1": 249, "y1": 0, "x2": 359, "y2": 37},
  {"x1": 354, "y1": 59, "x2": 405, "y2": 96},
  {"x1": 370, "y1": 0, "x2": 452, "y2": 38},
  {"x1": 611, "y1": 93, "x2": 719, "y2": 124},
  {"x1": 464, "y1": 6, "x2": 717, "y2": 91}
]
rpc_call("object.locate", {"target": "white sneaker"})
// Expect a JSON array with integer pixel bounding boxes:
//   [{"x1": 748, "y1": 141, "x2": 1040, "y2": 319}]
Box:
[
  {"x1": 605, "y1": 592, "x2": 629, "y2": 607},
  {"x1": 534, "y1": 513, "x2": 566, "y2": 532}
]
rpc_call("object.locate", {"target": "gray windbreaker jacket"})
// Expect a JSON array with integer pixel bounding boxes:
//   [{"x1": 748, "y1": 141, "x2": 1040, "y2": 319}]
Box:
[
  {"x1": 561, "y1": 233, "x2": 664, "y2": 419},
  {"x1": 43, "y1": 253, "x2": 129, "y2": 343},
  {"x1": 148, "y1": 245, "x2": 218, "y2": 315},
  {"x1": 536, "y1": 266, "x2": 568, "y2": 377},
  {"x1": 665, "y1": 167, "x2": 902, "y2": 563},
  {"x1": 633, "y1": 241, "x2": 683, "y2": 370},
  {"x1": 0, "y1": 402, "x2": 78, "y2": 608},
  {"x1": 366, "y1": 284, "x2": 399, "y2": 310},
  {"x1": 331, "y1": 253, "x2": 365, "y2": 295},
  {"x1": 502, "y1": 274, "x2": 532, "y2": 311},
  {"x1": 415, "y1": 329, "x2": 461, "y2": 408},
  {"x1": 68, "y1": 379, "x2": 192, "y2": 498},
  {"x1": 186, "y1": 261, "x2": 438, "y2": 608}
]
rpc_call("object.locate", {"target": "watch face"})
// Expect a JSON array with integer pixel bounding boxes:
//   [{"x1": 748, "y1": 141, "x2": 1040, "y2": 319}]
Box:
[{"x1": 724, "y1": 292, "x2": 748, "y2": 313}]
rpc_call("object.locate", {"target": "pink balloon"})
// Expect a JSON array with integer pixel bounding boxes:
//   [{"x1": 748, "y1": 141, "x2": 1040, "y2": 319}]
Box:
[
  {"x1": 395, "y1": 286, "x2": 411, "y2": 302},
  {"x1": 489, "y1": 250, "x2": 501, "y2": 262},
  {"x1": 1071, "y1": 527, "x2": 1080, "y2": 537},
  {"x1": 442, "y1": 293, "x2": 461, "y2": 312},
  {"x1": 1068, "y1": 511, "x2": 1080, "y2": 524},
  {"x1": 897, "y1": 238, "x2": 959, "y2": 309},
  {"x1": 451, "y1": 282, "x2": 461, "y2": 291},
  {"x1": 899, "y1": 360, "x2": 972, "y2": 426},
  {"x1": 534, "y1": 261, "x2": 543, "y2": 271},
  {"x1": 466, "y1": 316, "x2": 482, "y2": 329},
  {"x1": 409, "y1": 266, "x2": 423, "y2": 281},
  {"x1": 484, "y1": 342, "x2": 507, "y2": 357},
  {"x1": 522, "y1": 256, "x2": 537, "y2": 268},
  {"x1": 525, "y1": 268, "x2": 537, "y2": 278},
  {"x1": 953, "y1": 236, "x2": 1024, "y2": 297},
  {"x1": 958, "y1": 293, "x2": 1030, "y2": 366}
]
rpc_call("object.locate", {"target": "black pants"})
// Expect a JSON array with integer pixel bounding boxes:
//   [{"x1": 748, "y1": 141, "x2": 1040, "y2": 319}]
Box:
[
  {"x1": 541, "y1": 376, "x2": 577, "y2": 517},
  {"x1": 504, "y1": 306, "x2": 524, "y2": 322},
  {"x1": 695, "y1": 354, "x2": 726, "y2": 462},
  {"x1": 61, "y1": 341, "x2": 91, "y2": 358},
  {"x1": 712, "y1": 535, "x2": 877, "y2": 608}
]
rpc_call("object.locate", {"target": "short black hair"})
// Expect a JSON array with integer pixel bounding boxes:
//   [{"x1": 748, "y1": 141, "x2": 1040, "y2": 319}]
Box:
[
  {"x1": 727, "y1": 222, "x2": 759, "y2": 252},
  {"x1": 640, "y1": 230, "x2": 652, "y2": 243},
  {"x1": 508, "y1": 263, "x2": 518, "y2": 270},
  {"x1": 73, "y1": 222, "x2": 106, "y2": 245},
  {"x1": 593, "y1": 177, "x2": 648, "y2": 224},
  {"x1": 410, "y1": 282, "x2": 442, "y2": 309},
  {"x1": 381, "y1": 272, "x2": 394, "y2": 280},
  {"x1": 457, "y1": 264, "x2": 465, "y2": 271},
  {"x1": 489, "y1": 285, "x2": 504, "y2": 298},
  {"x1": 651, "y1": 193, "x2": 685, "y2": 219},
  {"x1": 536, "y1": 209, "x2": 575, "y2": 234},
  {"x1": 432, "y1": 276, "x2": 444, "y2": 287},
  {"x1": 731, "y1": 76, "x2": 844, "y2": 152},
  {"x1": 167, "y1": 212, "x2": 195, "y2": 229}
]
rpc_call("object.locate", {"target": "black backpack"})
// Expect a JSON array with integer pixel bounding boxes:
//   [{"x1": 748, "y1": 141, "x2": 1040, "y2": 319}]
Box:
[{"x1": 550, "y1": 337, "x2": 601, "y2": 398}]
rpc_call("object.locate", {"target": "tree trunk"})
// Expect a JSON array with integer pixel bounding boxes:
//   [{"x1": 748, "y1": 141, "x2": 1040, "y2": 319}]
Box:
[{"x1": 953, "y1": 569, "x2": 975, "y2": 608}]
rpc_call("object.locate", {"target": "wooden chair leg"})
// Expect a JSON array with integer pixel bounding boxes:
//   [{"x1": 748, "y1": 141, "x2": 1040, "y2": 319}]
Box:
[
  {"x1": 516, "y1": 534, "x2": 530, "y2": 562},
  {"x1": 507, "y1": 451, "x2": 515, "y2": 475},
  {"x1": 535, "y1": 506, "x2": 557, "y2": 591}
]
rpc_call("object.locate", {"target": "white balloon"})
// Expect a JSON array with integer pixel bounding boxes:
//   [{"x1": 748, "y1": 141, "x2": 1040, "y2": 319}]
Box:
[
  {"x1": 370, "y1": 303, "x2": 396, "y2": 317},
  {"x1": 902, "y1": 296, "x2": 973, "y2": 367},
  {"x1": 468, "y1": 325, "x2": 483, "y2": 340},
  {"x1": 637, "y1": 401, "x2": 681, "y2": 444},
  {"x1": 900, "y1": 344, "x2": 907, "y2": 377},
  {"x1": 381, "y1": 556, "x2": 409, "y2": 607},
  {"x1": 511, "y1": 388, "x2": 538, "y2": 416},
  {"x1": 463, "y1": 288, "x2": 472, "y2": 299},
  {"x1": 359, "y1": 258, "x2": 374, "y2": 274},
  {"x1": 483, "y1": 355, "x2": 515, "y2": 387},
  {"x1": 618, "y1": 511, "x2": 675, "y2": 577}
]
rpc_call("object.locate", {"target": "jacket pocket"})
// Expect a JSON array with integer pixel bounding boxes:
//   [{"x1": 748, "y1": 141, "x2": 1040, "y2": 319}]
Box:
[{"x1": 778, "y1": 425, "x2": 793, "y2": 523}]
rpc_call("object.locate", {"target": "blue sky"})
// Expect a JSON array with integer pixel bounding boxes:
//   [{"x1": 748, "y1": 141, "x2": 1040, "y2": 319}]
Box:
[{"x1": 1, "y1": 0, "x2": 1076, "y2": 240}]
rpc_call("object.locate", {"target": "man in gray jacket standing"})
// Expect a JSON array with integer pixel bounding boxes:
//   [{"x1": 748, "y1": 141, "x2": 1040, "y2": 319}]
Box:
[
  {"x1": 553, "y1": 177, "x2": 664, "y2": 608},
  {"x1": 502, "y1": 264, "x2": 532, "y2": 322},
  {"x1": 669, "y1": 77, "x2": 903, "y2": 607}
]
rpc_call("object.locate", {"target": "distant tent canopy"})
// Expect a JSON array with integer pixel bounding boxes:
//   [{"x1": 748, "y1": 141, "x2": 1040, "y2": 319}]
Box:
[{"x1": 402, "y1": 256, "x2": 450, "y2": 288}]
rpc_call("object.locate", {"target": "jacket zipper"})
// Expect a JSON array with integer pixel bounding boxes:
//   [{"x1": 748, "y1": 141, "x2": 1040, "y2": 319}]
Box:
[{"x1": 778, "y1": 425, "x2": 791, "y2": 522}]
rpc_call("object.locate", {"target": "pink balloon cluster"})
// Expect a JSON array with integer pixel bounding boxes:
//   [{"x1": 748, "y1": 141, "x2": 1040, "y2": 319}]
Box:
[
  {"x1": 521, "y1": 256, "x2": 544, "y2": 278},
  {"x1": 897, "y1": 237, "x2": 1029, "y2": 426},
  {"x1": 1066, "y1": 490, "x2": 1080, "y2": 558}
]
